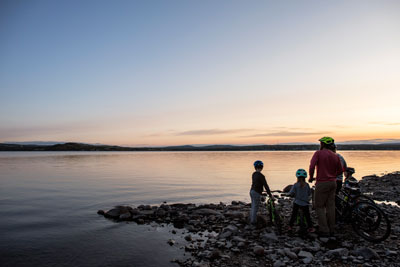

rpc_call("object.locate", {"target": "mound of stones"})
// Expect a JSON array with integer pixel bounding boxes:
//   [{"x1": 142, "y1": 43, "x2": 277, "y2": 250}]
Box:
[
  {"x1": 97, "y1": 172, "x2": 400, "y2": 267},
  {"x1": 360, "y1": 171, "x2": 400, "y2": 205}
]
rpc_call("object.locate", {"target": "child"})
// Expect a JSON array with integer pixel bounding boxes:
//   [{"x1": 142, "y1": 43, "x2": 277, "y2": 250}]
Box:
[
  {"x1": 344, "y1": 167, "x2": 358, "y2": 188},
  {"x1": 288, "y1": 169, "x2": 315, "y2": 232},
  {"x1": 249, "y1": 160, "x2": 274, "y2": 226}
]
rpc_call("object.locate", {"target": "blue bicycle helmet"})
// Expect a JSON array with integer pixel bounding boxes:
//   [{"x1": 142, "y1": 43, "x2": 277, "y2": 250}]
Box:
[
  {"x1": 253, "y1": 160, "x2": 264, "y2": 168},
  {"x1": 296, "y1": 169, "x2": 307, "y2": 178}
]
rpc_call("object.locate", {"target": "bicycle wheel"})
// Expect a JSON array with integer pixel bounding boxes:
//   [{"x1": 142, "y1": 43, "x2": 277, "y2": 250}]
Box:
[{"x1": 351, "y1": 201, "x2": 391, "y2": 243}]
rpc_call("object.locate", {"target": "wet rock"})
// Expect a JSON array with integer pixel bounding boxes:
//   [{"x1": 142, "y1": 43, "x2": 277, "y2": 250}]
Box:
[
  {"x1": 184, "y1": 234, "x2": 192, "y2": 241},
  {"x1": 354, "y1": 247, "x2": 380, "y2": 260},
  {"x1": 172, "y1": 218, "x2": 185, "y2": 229},
  {"x1": 97, "y1": 209, "x2": 105, "y2": 215},
  {"x1": 253, "y1": 245, "x2": 264, "y2": 256},
  {"x1": 105, "y1": 208, "x2": 121, "y2": 218},
  {"x1": 156, "y1": 209, "x2": 166, "y2": 216},
  {"x1": 185, "y1": 244, "x2": 198, "y2": 251},
  {"x1": 167, "y1": 239, "x2": 175, "y2": 246},
  {"x1": 119, "y1": 212, "x2": 131, "y2": 220}
]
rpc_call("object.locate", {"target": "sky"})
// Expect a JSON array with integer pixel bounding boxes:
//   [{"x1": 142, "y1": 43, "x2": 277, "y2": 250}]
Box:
[{"x1": 1, "y1": 0, "x2": 400, "y2": 146}]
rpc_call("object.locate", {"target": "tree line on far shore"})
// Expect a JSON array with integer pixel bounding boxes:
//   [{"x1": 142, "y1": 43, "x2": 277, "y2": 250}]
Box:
[{"x1": 1, "y1": 142, "x2": 400, "y2": 151}]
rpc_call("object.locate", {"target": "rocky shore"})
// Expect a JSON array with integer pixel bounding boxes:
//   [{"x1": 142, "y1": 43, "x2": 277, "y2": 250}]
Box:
[{"x1": 97, "y1": 172, "x2": 400, "y2": 267}]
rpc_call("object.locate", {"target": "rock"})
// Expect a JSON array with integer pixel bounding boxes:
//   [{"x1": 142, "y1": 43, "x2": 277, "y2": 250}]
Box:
[
  {"x1": 139, "y1": 210, "x2": 154, "y2": 216},
  {"x1": 224, "y1": 225, "x2": 238, "y2": 233},
  {"x1": 298, "y1": 250, "x2": 313, "y2": 259},
  {"x1": 386, "y1": 250, "x2": 398, "y2": 257},
  {"x1": 218, "y1": 231, "x2": 232, "y2": 239},
  {"x1": 224, "y1": 211, "x2": 245, "y2": 218},
  {"x1": 184, "y1": 234, "x2": 192, "y2": 241},
  {"x1": 232, "y1": 236, "x2": 246, "y2": 243},
  {"x1": 326, "y1": 248, "x2": 349, "y2": 259},
  {"x1": 319, "y1": 237, "x2": 329, "y2": 243},
  {"x1": 193, "y1": 209, "x2": 221, "y2": 216},
  {"x1": 97, "y1": 210, "x2": 105, "y2": 215},
  {"x1": 231, "y1": 248, "x2": 241, "y2": 253},
  {"x1": 262, "y1": 232, "x2": 278, "y2": 243},
  {"x1": 283, "y1": 184, "x2": 293, "y2": 193},
  {"x1": 119, "y1": 212, "x2": 131, "y2": 220},
  {"x1": 172, "y1": 218, "x2": 185, "y2": 228},
  {"x1": 209, "y1": 249, "x2": 221, "y2": 260},
  {"x1": 284, "y1": 248, "x2": 298, "y2": 260},
  {"x1": 185, "y1": 244, "x2": 198, "y2": 251},
  {"x1": 273, "y1": 260, "x2": 285, "y2": 267},
  {"x1": 354, "y1": 247, "x2": 380, "y2": 260},
  {"x1": 167, "y1": 239, "x2": 175, "y2": 246},
  {"x1": 105, "y1": 208, "x2": 121, "y2": 218},
  {"x1": 303, "y1": 257, "x2": 313, "y2": 264},
  {"x1": 253, "y1": 245, "x2": 264, "y2": 256},
  {"x1": 156, "y1": 209, "x2": 166, "y2": 216},
  {"x1": 237, "y1": 242, "x2": 245, "y2": 248}
]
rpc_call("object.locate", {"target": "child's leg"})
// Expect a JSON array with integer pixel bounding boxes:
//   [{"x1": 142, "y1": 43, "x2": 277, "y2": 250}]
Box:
[
  {"x1": 301, "y1": 205, "x2": 313, "y2": 228},
  {"x1": 250, "y1": 190, "x2": 260, "y2": 224},
  {"x1": 289, "y1": 203, "x2": 300, "y2": 226}
]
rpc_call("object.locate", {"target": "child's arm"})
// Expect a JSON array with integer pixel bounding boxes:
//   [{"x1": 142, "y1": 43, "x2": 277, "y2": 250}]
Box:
[
  {"x1": 262, "y1": 178, "x2": 274, "y2": 200},
  {"x1": 288, "y1": 185, "x2": 295, "y2": 197}
]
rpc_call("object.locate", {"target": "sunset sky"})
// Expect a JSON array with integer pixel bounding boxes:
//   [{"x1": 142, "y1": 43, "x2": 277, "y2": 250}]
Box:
[{"x1": 1, "y1": 0, "x2": 400, "y2": 146}]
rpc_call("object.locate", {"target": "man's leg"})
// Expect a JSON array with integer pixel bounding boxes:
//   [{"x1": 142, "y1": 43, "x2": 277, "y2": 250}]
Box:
[{"x1": 326, "y1": 181, "x2": 337, "y2": 234}]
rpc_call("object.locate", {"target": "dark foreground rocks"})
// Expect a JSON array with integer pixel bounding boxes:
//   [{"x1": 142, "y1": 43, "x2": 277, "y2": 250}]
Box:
[{"x1": 97, "y1": 172, "x2": 400, "y2": 267}]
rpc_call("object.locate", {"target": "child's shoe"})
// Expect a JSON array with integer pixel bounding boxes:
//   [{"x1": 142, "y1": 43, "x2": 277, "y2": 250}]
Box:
[{"x1": 307, "y1": 227, "x2": 316, "y2": 233}]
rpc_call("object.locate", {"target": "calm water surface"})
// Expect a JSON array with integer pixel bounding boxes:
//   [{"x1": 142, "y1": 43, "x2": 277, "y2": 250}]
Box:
[{"x1": 1, "y1": 151, "x2": 399, "y2": 266}]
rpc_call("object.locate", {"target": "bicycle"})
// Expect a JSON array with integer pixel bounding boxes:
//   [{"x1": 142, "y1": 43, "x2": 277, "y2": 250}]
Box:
[
  {"x1": 261, "y1": 192, "x2": 283, "y2": 234},
  {"x1": 335, "y1": 184, "x2": 391, "y2": 242}
]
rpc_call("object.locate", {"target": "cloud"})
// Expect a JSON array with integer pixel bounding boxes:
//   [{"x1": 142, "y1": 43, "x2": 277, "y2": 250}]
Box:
[
  {"x1": 176, "y1": 128, "x2": 252, "y2": 136},
  {"x1": 338, "y1": 139, "x2": 400, "y2": 144},
  {"x1": 370, "y1": 122, "x2": 400, "y2": 126},
  {"x1": 241, "y1": 131, "x2": 327, "y2": 138}
]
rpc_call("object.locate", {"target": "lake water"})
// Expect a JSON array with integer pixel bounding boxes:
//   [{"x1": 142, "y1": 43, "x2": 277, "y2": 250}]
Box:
[{"x1": 1, "y1": 151, "x2": 399, "y2": 266}]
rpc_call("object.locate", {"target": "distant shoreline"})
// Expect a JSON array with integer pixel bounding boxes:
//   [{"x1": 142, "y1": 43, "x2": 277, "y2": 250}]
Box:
[{"x1": 1, "y1": 142, "x2": 400, "y2": 151}]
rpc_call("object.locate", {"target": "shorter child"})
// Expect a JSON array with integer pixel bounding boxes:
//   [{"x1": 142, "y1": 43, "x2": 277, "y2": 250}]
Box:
[
  {"x1": 344, "y1": 167, "x2": 358, "y2": 188},
  {"x1": 288, "y1": 169, "x2": 315, "y2": 232}
]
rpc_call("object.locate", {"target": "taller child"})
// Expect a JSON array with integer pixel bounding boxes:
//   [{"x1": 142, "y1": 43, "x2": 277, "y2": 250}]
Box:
[{"x1": 249, "y1": 160, "x2": 274, "y2": 225}]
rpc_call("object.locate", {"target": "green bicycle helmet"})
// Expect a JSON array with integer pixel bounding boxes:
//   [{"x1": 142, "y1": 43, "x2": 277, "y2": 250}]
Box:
[{"x1": 319, "y1": 136, "x2": 335, "y2": 145}]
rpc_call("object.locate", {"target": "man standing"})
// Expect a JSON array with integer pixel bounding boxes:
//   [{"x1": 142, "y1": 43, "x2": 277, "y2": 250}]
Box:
[{"x1": 309, "y1": 137, "x2": 343, "y2": 237}]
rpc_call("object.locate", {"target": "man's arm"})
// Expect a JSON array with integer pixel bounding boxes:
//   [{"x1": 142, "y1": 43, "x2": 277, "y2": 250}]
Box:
[
  {"x1": 308, "y1": 151, "x2": 318, "y2": 183},
  {"x1": 336, "y1": 157, "x2": 343, "y2": 176}
]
